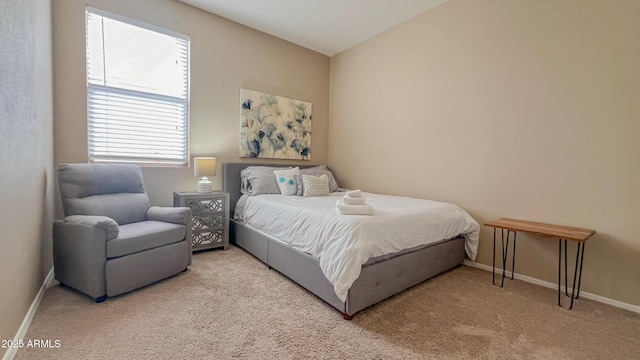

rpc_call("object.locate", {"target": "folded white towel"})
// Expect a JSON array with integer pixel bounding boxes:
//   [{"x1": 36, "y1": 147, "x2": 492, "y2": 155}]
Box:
[
  {"x1": 336, "y1": 200, "x2": 373, "y2": 215},
  {"x1": 346, "y1": 189, "x2": 362, "y2": 197},
  {"x1": 342, "y1": 196, "x2": 366, "y2": 205}
]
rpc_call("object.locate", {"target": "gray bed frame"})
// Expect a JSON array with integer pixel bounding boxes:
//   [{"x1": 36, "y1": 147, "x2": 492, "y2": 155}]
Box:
[{"x1": 223, "y1": 162, "x2": 465, "y2": 319}]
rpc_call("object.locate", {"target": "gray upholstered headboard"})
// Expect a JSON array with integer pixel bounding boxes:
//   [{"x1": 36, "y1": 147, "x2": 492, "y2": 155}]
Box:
[{"x1": 222, "y1": 163, "x2": 319, "y2": 217}]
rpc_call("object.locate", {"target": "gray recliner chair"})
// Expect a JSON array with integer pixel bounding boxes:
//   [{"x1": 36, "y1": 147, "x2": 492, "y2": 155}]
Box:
[{"x1": 53, "y1": 163, "x2": 192, "y2": 302}]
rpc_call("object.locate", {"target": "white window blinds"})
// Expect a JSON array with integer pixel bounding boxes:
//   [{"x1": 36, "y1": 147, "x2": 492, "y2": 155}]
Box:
[{"x1": 86, "y1": 7, "x2": 190, "y2": 165}]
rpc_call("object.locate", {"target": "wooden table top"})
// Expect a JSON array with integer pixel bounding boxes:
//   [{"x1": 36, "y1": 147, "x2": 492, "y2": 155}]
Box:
[{"x1": 484, "y1": 218, "x2": 595, "y2": 242}]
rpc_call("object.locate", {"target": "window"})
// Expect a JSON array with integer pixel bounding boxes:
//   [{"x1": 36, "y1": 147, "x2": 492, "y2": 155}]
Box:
[{"x1": 86, "y1": 7, "x2": 190, "y2": 166}]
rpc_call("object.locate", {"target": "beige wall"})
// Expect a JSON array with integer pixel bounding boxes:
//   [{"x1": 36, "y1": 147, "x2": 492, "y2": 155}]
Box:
[
  {"x1": 0, "y1": 0, "x2": 55, "y2": 354},
  {"x1": 330, "y1": 0, "x2": 640, "y2": 305},
  {"x1": 52, "y1": 0, "x2": 330, "y2": 208}
]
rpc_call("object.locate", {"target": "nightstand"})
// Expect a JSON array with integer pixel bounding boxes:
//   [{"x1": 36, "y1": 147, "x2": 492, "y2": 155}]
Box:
[{"x1": 173, "y1": 191, "x2": 230, "y2": 251}]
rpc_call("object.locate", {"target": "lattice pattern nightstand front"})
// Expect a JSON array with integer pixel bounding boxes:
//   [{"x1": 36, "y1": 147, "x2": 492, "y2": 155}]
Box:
[
  {"x1": 186, "y1": 198, "x2": 224, "y2": 213},
  {"x1": 174, "y1": 192, "x2": 230, "y2": 251}
]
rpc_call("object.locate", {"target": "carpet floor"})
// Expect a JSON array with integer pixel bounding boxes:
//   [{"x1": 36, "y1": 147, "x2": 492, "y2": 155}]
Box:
[{"x1": 15, "y1": 246, "x2": 640, "y2": 359}]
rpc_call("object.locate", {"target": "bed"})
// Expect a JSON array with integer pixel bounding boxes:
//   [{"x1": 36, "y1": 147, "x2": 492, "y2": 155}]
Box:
[{"x1": 223, "y1": 163, "x2": 479, "y2": 319}]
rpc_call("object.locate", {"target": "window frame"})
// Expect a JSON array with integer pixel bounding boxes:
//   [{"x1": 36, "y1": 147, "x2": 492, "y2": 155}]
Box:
[{"x1": 85, "y1": 6, "x2": 191, "y2": 167}]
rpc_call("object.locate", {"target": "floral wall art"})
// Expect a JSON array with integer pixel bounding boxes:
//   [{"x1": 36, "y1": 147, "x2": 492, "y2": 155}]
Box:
[{"x1": 239, "y1": 89, "x2": 312, "y2": 160}]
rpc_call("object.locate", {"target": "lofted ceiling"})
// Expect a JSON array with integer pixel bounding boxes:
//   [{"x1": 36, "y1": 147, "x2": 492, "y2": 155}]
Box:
[{"x1": 177, "y1": 0, "x2": 448, "y2": 56}]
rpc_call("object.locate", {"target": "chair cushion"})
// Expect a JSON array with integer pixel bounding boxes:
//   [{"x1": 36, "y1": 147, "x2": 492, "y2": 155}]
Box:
[
  {"x1": 57, "y1": 163, "x2": 146, "y2": 198},
  {"x1": 57, "y1": 164, "x2": 151, "y2": 225},
  {"x1": 65, "y1": 193, "x2": 151, "y2": 225},
  {"x1": 106, "y1": 221, "x2": 186, "y2": 259}
]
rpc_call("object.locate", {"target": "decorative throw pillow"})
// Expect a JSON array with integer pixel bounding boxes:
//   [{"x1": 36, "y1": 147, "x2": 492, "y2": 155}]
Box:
[
  {"x1": 297, "y1": 166, "x2": 339, "y2": 195},
  {"x1": 273, "y1": 167, "x2": 300, "y2": 196},
  {"x1": 302, "y1": 174, "x2": 330, "y2": 197}
]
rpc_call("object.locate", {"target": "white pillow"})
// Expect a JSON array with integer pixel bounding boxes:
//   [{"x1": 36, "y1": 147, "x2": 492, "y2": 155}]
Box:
[
  {"x1": 302, "y1": 174, "x2": 330, "y2": 197},
  {"x1": 241, "y1": 166, "x2": 290, "y2": 196},
  {"x1": 273, "y1": 167, "x2": 300, "y2": 196}
]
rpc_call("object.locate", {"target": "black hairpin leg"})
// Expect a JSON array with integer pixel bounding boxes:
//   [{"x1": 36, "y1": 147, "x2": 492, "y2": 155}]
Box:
[
  {"x1": 565, "y1": 240, "x2": 569, "y2": 296},
  {"x1": 493, "y1": 229, "x2": 516, "y2": 287},
  {"x1": 558, "y1": 239, "x2": 562, "y2": 306},
  {"x1": 492, "y1": 228, "x2": 497, "y2": 285},
  {"x1": 558, "y1": 239, "x2": 586, "y2": 310},
  {"x1": 500, "y1": 229, "x2": 511, "y2": 287},
  {"x1": 576, "y1": 242, "x2": 586, "y2": 299},
  {"x1": 568, "y1": 242, "x2": 581, "y2": 309},
  {"x1": 510, "y1": 232, "x2": 517, "y2": 280}
]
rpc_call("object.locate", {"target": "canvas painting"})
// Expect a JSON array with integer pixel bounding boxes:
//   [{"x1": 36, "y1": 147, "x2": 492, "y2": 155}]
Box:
[{"x1": 239, "y1": 89, "x2": 312, "y2": 160}]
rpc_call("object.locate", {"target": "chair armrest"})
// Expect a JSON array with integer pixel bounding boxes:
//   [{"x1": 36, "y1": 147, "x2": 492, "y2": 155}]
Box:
[
  {"x1": 63, "y1": 215, "x2": 119, "y2": 241},
  {"x1": 53, "y1": 217, "x2": 116, "y2": 299},
  {"x1": 146, "y1": 206, "x2": 193, "y2": 265},
  {"x1": 146, "y1": 206, "x2": 192, "y2": 225}
]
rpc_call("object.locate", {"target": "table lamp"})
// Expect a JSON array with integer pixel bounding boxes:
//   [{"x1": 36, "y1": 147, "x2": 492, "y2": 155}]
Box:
[{"x1": 194, "y1": 157, "x2": 216, "y2": 192}]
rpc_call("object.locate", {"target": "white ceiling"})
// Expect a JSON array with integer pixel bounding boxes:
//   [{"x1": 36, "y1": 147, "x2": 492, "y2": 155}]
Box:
[{"x1": 177, "y1": 0, "x2": 448, "y2": 56}]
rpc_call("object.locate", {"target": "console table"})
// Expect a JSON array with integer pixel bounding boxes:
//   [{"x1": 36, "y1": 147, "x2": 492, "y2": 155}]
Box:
[{"x1": 484, "y1": 218, "x2": 595, "y2": 309}]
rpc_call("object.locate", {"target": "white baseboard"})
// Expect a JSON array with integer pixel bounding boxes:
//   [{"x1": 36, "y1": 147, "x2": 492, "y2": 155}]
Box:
[
  {"x1": 2, "y1": 267, "x2": 55, "y2": 360},
  {"x1": 463, "y1": 260, "x2": 640, "y2": 314}
]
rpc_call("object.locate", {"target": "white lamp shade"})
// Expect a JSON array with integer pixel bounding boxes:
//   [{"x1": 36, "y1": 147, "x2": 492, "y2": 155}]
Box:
[
  {"x1": 194, "y1": 157, "x2": 216, "y2": 192},
  {"x1": 194, "y1": 157, "x2": 217, "y2": 177}
]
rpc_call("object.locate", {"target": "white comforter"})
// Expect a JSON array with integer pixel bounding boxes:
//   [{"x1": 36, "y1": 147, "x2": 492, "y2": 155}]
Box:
[{"x1": 236, "y1": 192, "x2": 479, "y2": 302}]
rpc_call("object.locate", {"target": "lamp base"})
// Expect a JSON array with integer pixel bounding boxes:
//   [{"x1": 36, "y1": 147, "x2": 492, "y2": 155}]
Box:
[{"x1": 197, "y1": 177, "x2": 212, "y2": 192}]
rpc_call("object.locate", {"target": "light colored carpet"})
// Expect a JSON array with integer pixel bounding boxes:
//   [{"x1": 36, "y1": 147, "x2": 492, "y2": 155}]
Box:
[{"x1": 16, "y1": 246, "x2": 640, "y2": 359}]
